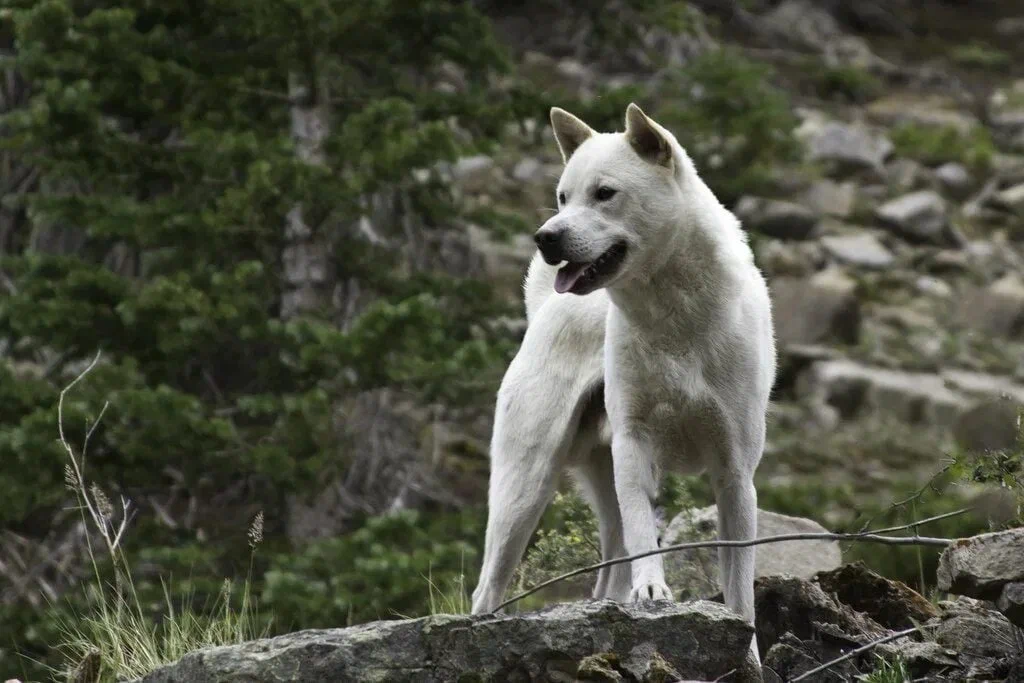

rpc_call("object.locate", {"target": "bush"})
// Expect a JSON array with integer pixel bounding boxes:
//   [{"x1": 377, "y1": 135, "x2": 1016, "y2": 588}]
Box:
[
  {"x1": 813, "y1": 65, "x2": 882, "y2": 104},
  {"x1": 652, "y1": 48, "x2": 802, "y2": 203}
]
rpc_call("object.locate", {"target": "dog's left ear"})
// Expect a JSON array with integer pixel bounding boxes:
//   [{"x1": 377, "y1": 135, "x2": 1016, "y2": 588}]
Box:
[{"x1": 625, "y1": 103, "x2": 672, "y2": 168}]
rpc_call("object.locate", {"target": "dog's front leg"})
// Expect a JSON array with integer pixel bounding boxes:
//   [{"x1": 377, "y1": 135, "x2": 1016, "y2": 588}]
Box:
[
  {"x1": 612, "y1": 433, "x2": 672, "y2": 602},
  {"x1": 712, "y1": 469, "x2": 759, "y2": 661}
]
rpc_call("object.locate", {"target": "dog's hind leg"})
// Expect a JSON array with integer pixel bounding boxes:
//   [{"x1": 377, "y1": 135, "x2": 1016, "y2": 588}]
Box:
[
  {"x1": 471, "y1": 296, "x2": 606, "y2": 615},
  {"x1": 570, "y1": 442, "x2": 631, "y2": 602}
]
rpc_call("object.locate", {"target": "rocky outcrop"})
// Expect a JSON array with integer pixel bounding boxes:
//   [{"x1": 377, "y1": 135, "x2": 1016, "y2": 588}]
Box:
[
  {"x1": 937, "y1": 528, "x2": 1024, "y2": 600},
  {"x1": 136, "y1": 601, "x2": 754, "y2": 683},
  {"x1": 663, "y1": 506, "x2": 841, "y2": 599}
]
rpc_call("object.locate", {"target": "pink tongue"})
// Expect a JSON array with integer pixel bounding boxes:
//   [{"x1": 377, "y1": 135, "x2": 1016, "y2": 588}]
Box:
[{"x1": 555, "y1": 262, "x2": 589, "y2": 293}]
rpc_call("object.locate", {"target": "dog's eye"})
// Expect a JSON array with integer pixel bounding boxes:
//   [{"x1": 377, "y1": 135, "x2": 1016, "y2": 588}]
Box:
[
  {"x1": 558, "y1": 192, "x2": 566, "y2": 205},
  {"x1": 595, "y1": 186, "x2": 617, "y2": 201}
]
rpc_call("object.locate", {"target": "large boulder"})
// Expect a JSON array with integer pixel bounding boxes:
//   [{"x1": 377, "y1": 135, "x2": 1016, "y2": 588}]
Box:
[
  {"x1": 771, "y1": 269, "x2": 861, "y2": 348},
  {"x1": 662, "y1": 506, "x2": 841, "y2": 600},
  {"x1": 802, "y1": 121, "x2": 893, "y2": 172},
  {"x1": 137, "y1": 600, "x2": 754, "y2": 683},
  {"x1": 937, "y1": 528, "x2": 1024, "y2": 600}
]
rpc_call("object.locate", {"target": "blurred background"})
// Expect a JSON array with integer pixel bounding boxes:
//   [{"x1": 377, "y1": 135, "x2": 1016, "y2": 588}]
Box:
[{"x1": 1, "y1": 0, "x2": 1023, "y2": 679}]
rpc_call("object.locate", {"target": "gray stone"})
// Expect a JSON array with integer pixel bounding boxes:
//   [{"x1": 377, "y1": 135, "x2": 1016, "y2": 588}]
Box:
[
  {"x1": 874, "y1": 190, "x2": 955, "y2": 245},
  {"x1": 934, "y1": 596, "x2": 1018, "y2": 660},
  {"x1": 136, "y1": 600, "x2": 754, "y2": 683},
  {"x1": 805, "y1": 121, "x2": 893, "y2": 171},
  {"x1": 820, "y1": 233, "x2": 894, "y2": 269},
  {"x1": 797, "y1": 359, "x2": 970, "y2": 425},
  {"x1": 801, "y1": 180, "x2": 856, "y2": 219},
  {"x1": 867, "y1": 94, "x2": 979, "y2": 136},
  {"x1": 993, "y1": 182, "x2": 1024, "y2": 216},
  {"x1": 511, "y1": 156, "x2": 543, "y2": 184},
  {"x1": 735, "y1": 196, "x2": 819, "y2": 240},
  {"x1": 935, "y1": 162, "x2": 972, "y2": 197},
  {"x1": 662, "y1": 506, "x2": 841, "y2": 599},
  {"x1": 937, "y1": 528, "x2": 1024, "y2": 600},
  {"x1": 452, "y1": 155, "x2": 496, "y2": 193},
  {"x1": 997, "y1": 582, "x2": 1024, "y2": 628},
  {"x1": 771, "y1": 269, "x2": 861, "y2": 348},
  {"x1": 956, "y1": 274, "x2": 1024, "y2": 340},
  {"x1": 952, "y1": 399, "x2": 1023, "y2": 454}
]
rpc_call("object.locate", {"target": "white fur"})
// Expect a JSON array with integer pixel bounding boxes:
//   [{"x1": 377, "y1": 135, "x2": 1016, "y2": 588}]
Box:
[{"x1": 471, "y1": 104, "x2": 776, "y2": 661}]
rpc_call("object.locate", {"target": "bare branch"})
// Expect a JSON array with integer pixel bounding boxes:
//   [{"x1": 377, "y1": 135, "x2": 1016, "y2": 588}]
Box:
[
  {"x1": 495, "y1": 527, "x2": 957, "y2": 613},
  {"x1": 789, "y1": 626, "x2": 922, "y2": 682}
]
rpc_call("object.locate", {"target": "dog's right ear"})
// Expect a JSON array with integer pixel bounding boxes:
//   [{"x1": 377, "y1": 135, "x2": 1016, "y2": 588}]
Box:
[{"x1": 550, "y1": 107, "x2": 595, "y2": 163}]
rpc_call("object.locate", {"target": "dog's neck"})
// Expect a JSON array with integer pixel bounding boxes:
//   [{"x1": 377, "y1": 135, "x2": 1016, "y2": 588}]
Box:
[{"x1": 605, "y1": 171, "x2": 749, "y2": 332}]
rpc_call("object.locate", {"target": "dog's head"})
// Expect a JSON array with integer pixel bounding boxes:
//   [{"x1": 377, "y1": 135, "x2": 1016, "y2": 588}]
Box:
[{"x1": 535, "y1": 103, "x2": 688, "y2": 296}]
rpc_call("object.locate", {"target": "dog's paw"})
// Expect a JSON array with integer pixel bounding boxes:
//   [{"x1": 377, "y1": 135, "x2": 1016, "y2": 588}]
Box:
[{"x1": 629, "y1": 580, "x2": 673, "y2": 602}]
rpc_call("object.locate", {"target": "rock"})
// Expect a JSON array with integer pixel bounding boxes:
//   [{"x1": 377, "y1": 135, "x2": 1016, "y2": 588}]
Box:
[
  {"x1": 800, "y1": 180, "x2": 856, "y2": 219},
  {"x1": 935, "y1": 162, "x2": 972, "y2": 198},
  {"x1": 867, "y1": 94, "x2": 979, "y2": 136},
  {"x1": 662, "y1": 506, "x2": 841, "y2": 599},
  {"x1": 997, "y1": 582, "x2": 1024, "y2": 628},
  {"x1": 820, "y1": 233, "x2": 894, "y2": 269},
  {"x1": 771, "y1": 269, "x2": 861, "y2": 348},
  {"x1": 452, "y1": 155, "x2": 496, "y2": 194},
  {"x1": 755, "y1": 240, "x2": 824, "y2": 278},
  {"x1": 797, "y1": 359, "x2": 970, "y2": 424},
  {"x1": 993, "y1": 182, "x2": 1024, "y2": 216},
  {"x1": 874, "y1": 190, "x2": 958, "y2": 246},
  {"x1": 804, "y1": 121, "x2": 893, "y2": 172},
  {"x1": 934, "y1": 596, "x2": 1018, "y2": 660},
  {"x1": 937, "y1": 528, "x2": 1024, "y2": 600},
  {"x1": 996, "y1": 16, "x2": 1024, "y2": 37},
  {"x1": 512, "y1": 156, "x2": 544, "y2": 184},
  {"x1": 952, "y1": 399, "x2": 1022, "y2": 454},
  {"x1": 763, "y1": 633, "x2": 859, "y2": 683},
  {"x1": 754, "y1": 575, "x2": 888, "y2": 657},
  {"x1": 734, "y1": 196, "x2": 819, "y2": 240},
  {"x1": 136, "y1": 600, "x2": 754, "y2": 683},
  {"x1": 915, "y1": 275, "x2": 952, "y2": 298},
  {"x1": 814, "y1": 562, "x2": 939, "y2": 630},
  {"x1": 763, "y1": 0, "x2": 841, "y2": 51},
  {"x1": 956, "y1": 274, "x2": 1024, "y2": 340}
]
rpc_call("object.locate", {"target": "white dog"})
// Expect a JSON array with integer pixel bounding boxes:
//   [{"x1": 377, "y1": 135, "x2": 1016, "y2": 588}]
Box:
[{"x1": 471, "y1": 103, "x2": 776, "y2": 659}]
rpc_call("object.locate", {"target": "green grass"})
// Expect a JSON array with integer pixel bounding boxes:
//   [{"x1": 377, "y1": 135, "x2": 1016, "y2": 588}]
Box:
[
  {"x1": 890, "y1": 122, "x2": 994, "y2": 171},
  {"x1": 50, "y1": 357, "x2": 270, "y2": 682},
  {"x1": 858, "y1": 655, "x2": 909, "y2": 682},
  {"x1": 950, "y1": 42, "x2": 1011, "y2": 71}
]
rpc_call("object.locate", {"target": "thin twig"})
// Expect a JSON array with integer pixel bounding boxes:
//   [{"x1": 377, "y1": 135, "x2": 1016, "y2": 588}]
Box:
[
  {"x1": 857, "y1": 461, "x2": 957, "y2": 533},
  {"x1": 789, "y1": 626, "x2": 921, "y2": 682},
  {"x1": 496, "y1": 531, "x2": 953, "y2": 613}
]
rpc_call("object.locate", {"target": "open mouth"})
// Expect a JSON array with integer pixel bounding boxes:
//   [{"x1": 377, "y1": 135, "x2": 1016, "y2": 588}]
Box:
[{"x1": 554, "y1": 242, "x2": 628, "y2": 295}]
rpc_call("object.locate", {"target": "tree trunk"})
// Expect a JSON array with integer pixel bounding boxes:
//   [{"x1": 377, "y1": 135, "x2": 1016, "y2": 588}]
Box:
[{"x1": 281, "y1": 72, "x2": 333, "y2": 320}]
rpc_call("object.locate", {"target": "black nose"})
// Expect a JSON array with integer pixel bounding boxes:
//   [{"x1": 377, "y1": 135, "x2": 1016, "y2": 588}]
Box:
[{"x1": 534, "y1": 229, "x2": 562, "y2": 250}]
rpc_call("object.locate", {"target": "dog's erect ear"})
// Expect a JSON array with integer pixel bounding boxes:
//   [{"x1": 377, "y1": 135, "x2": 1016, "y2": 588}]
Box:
[
  {"x1": 550, "y1": 107, "x2": 595, "y2": 163},
  {"x1": 624, "y1": 103, "x2": 672, "y2": 167}
]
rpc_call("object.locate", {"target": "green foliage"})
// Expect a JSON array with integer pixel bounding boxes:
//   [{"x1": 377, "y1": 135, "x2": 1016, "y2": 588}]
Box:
[
  {"x1": 890, "y1": 123, "x2": 995, "y2": 171},
  {"x1": 859, "y1": 655, "x2": 909, "y2": 683},
  {"x1": 260, "y1": 510, "x2": 481, "y2": 628},
  {"x1": 814, "y1": 66, "x2": 883, "y2": 104},
  {"x1": 0, "y1": 0, "x2": 521, "y2": 676},
  {"x1": 949, "y1": 42, "x2": 1011, "y2": 71},
  {"x1": 653, "y1": 48, "x2": 802, "y2": 203}
]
